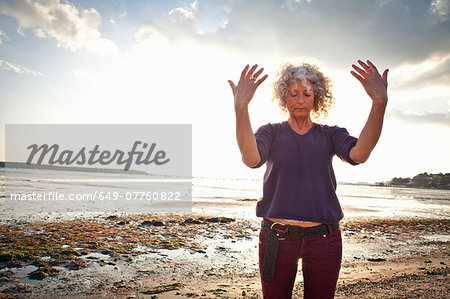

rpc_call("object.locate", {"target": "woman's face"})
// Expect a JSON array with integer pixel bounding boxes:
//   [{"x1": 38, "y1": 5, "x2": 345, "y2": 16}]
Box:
[{"x1": 286, "y1": 79, "x2": 315, "y2": 118}]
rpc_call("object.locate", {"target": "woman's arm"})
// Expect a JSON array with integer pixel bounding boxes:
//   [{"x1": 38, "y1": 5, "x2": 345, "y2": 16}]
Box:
[
  {"x1": 235, "y1": 105, "x2": 260, "y2": 167},
  {"x1": 228, "y1": 64, "x2": 268, "y2": 167},
  {"x1": 349, "y1": 60, "x2": 389, "y2": 164}
]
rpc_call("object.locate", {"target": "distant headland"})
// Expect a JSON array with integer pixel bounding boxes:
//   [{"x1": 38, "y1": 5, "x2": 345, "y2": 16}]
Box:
[
  {"x1": 383, "y1": 172, "x2": 450, "y2": 190},
  {"x1": 0, "y1": 161, "x2": 148, "y2": 175}
]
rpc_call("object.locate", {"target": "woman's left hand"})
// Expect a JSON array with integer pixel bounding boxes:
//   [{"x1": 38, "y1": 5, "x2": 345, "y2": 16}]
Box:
[{"x1": 351, "y1": 60, "x2": 388, "y2": 106}]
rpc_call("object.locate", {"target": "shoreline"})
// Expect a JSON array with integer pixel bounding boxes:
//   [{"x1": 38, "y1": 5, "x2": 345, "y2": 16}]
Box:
[{"x1": 0, "y1": 212, "x2": 448, "y2": 298}]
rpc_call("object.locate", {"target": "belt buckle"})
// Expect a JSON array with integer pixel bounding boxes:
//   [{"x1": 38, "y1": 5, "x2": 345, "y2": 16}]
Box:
[{"x1": 270, "y1": 222, "x2": 287, "y2": 240}]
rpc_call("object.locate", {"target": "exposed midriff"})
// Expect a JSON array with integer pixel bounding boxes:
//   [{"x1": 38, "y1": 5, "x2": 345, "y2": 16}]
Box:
[{"x1": 265, "y1": 217, "x2": 323, "y2": 227}]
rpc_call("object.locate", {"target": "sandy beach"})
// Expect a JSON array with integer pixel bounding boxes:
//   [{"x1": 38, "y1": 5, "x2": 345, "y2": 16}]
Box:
[{"x1": 0, "y1": 198, "x2": 448, "y2": 298}]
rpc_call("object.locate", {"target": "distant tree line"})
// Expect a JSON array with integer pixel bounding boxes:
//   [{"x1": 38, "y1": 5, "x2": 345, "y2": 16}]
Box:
[{"x1": 387, "y1": 172, "x2": 450, "y2": 190}]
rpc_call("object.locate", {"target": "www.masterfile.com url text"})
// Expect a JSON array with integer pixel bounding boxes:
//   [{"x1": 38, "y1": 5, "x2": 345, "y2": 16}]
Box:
[{"x1": 9, "y1": 191, "x2": 182, "y2": 201}]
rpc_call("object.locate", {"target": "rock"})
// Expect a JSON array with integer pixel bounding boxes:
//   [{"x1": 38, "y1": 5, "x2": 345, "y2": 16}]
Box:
[
  {"x1": 101, "y1": 249, "x2": 112, "y2": 255},
  {"x1": 60, "y1": 249, "x2": 81, "y2": 257},
  {"x1": 205, "y1": 217, "x2": 235, "y2": 223},
  {"x1": 183, "y1": 218, "x2": 203, "y2": 224},
  {"x1": 205, "y1": 288, "x2": 228, "y2": 295},
  {"x1": 142, "y1": 282, "x2": 183, "y2": 295},
  {"x1": 141, "y1": 220, "x2": 165, "y2": 226},
  {"x1": 28, "y1": 266, "x2": 60, "y2": 280},
  {"x1": 68, "y1": 257, "x2": 88, "y2": 270},
  {"x1": 367, "y1": 258, "x2": 386, "y2": 262},
  {"x1": 113, "y1": 280, "x2": 128, "y2": 288}
]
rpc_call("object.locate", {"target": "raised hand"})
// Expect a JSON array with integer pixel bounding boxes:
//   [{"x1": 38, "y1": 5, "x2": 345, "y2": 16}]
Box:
[
  {"x1": 351, "y1": 60, "x2": 388, "y2": 106},
  {"x1": 228, "y1": 64, "x2": 268, "y2": 108}
]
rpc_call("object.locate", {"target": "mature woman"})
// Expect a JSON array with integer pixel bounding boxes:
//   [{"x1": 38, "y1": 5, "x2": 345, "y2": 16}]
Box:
[{"x1": 228, "y1": 60, "x2": 388, "y2": 298}]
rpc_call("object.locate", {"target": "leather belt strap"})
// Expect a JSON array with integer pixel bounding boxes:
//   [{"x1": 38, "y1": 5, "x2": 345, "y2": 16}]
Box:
[{"x1": 261, "y1": 219, "x2": 339, "y2": 284}]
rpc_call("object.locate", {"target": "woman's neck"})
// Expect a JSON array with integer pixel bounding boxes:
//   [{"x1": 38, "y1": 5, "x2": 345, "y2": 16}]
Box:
[{"x1": 287, "y1": 116, "x2": 314, "y2": 133}]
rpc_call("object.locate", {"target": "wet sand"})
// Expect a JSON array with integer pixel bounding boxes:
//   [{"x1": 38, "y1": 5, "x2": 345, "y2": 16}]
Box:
[{"x1": 0, "y1": 201, "x2": 448, "y2": 298}]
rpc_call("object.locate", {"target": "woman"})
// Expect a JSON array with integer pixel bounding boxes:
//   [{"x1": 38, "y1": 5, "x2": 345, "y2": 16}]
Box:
[{"x1": 228, "y1": 60, "x2": 388, "y2": 298}]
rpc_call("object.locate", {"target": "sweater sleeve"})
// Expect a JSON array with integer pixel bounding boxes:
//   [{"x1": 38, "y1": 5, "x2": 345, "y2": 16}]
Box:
[
  {"x1": 251, "y1": 123, "x2": 274, "y2": 168},
  {"x1": 331, "y1": 126, "x2": 360, "y2": 166}
]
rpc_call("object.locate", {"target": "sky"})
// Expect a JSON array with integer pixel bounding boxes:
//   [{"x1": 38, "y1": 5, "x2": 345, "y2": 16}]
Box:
[{"x1": 0, "y1": 0, "x2": 449, "y2": 183}]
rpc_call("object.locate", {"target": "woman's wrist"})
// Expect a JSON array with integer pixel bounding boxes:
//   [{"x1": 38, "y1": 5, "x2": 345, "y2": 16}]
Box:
[
  {"x1": 234, "y1": 102, "x2": 249, "y2": 111},
  {"x1": 371, "y1": 96, "x2": 388, "y2": 107}
]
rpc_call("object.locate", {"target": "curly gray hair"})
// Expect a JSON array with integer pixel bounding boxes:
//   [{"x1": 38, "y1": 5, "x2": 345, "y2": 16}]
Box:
[{"x1": 273, "y1": 62, "x2": 334, "y2": 118}]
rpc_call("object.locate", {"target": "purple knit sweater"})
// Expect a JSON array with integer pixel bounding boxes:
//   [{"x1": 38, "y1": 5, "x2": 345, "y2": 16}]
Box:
[{"x1": 252, "y1": 121, "x2": 359, "y2": 224}]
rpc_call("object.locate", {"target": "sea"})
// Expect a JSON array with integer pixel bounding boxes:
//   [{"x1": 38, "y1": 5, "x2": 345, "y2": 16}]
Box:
[{"x1": 1, "y1": 168, "x2": 449, "y2": 224}]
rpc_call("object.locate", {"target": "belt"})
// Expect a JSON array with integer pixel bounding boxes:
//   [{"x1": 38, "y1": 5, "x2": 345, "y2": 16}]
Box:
[{"x1": 261, "y1": 219, "x2": 339, "y2": 284}]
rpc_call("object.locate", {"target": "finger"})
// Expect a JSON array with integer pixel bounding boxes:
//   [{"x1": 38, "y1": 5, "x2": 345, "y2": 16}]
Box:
[
  {"x1": 382, "y1": 69, "x2": 389, "y2": 87},
  {"x1": 252, "y1": 67, "x2": 264, "y2": 80},
  {"x1": 228, "y1": 80, "x2": 236, "y2": 90},
  {"x1": 247, "y1": 64, "x2": 258, "y2": 79},
  {"x1": 358, "y1": 60, "x2": 371, "y2": 73},
  {"x1": 352, "y1": 64, "x2": 368, "y2": 77},
  {"x1": 366, "y1": 60, "x2": 379, "y2": 74},
  {"x1": 350, "y1": 70, "x2": 364, "y2": 83},
  {"x1": 240, "y1": 64, "x2": 249, "y2": 81},
  {"x1": 227, "y1": 80, "x2": 236, "y2": 96},
  {"x1": 255, "y1": 74, "x2": 268, "y2": 86}
]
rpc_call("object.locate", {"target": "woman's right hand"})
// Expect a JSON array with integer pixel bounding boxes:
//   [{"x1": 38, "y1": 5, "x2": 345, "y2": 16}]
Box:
[{"x1": 228, "y1": 64, "x2": 268, "y2": 109}]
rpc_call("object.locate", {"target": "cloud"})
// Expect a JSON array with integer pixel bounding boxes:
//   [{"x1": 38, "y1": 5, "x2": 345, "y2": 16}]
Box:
[
  {"x1": 391, "y1": 53, "x2": 450, "y2": 89},
  {"x1": 0, "y1": 59, "x2": 44, "y2": 76},
  {"x1": 0, "y1": 29, "x2": 10, "y2": 44},
  {"x1": 391, "y1": 108, "x2": 450, "y2": 127},
  {"x1": 135, "y1": 0, "x2": 450, "y2": 69},
  {"x1": 0, "y1": 0, "x2": 118, "y2": 57},
  {"x1": 431, "y1": 0, "x2": 450, "y2": 21},
  {"x1": 135, "y1": 0, "x2": 204, "y2": 43}
]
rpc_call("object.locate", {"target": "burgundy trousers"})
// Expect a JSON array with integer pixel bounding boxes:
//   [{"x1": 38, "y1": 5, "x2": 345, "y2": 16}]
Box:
[{"x1": 258, "y1": 224, "x2": 342, "y2": 299}]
